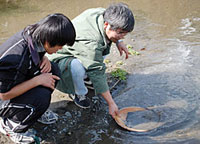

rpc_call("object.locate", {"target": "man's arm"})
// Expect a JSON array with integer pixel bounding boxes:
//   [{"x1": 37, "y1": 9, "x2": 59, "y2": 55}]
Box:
[{"x1": 101, "y1": 90, "x2": 119, "y2": 118}]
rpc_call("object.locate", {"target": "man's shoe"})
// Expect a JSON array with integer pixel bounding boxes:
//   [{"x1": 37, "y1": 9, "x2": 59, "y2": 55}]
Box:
[
  {"x1": 0, "y1": 118, "x2": 39, "y2": 144},
  {"x1": 69, "y1": 94, "x2": 90, "y2": 109},
  {"x1": 37, "y1": 109, "x2": 58, "y2": 124},
  {"x1": 84, "y1": 77, "x2": 94, "y2": 90}
]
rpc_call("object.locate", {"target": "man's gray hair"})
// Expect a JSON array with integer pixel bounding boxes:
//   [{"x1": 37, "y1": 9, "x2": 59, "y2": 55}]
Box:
[{"x1": 103, "y1": 3, "x2": 135, "y2": 32}]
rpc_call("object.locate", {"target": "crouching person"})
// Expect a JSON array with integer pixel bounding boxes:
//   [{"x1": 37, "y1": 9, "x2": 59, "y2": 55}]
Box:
[
  {"x1": 46, "y1": 3, "x2": 135, "y2": 119},
  {"x1": 0, "y1": 13, "x2": 76, "y2": 143}
]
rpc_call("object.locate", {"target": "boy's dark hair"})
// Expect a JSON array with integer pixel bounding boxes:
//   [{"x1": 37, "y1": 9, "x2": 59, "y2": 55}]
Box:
[
  {"x1": 103, "y1": 3, "x2": 135, "y2": 32},
  {"x1": 25, "y1": 13, "x2": 76, "y2": 47}
]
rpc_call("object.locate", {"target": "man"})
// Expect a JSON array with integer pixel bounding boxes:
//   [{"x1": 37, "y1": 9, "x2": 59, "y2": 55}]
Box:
[{"x1": 47, "y1": 3, "x2": 134, "y2": 119}]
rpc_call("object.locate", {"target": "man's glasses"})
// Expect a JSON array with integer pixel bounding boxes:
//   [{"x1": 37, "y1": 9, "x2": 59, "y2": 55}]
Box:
[{"x1": 115, "y1": 29, "x2": 128, "y2": 35}]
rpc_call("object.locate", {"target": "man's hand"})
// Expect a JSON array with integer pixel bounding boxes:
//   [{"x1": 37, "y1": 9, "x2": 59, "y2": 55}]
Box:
[
  {"x1": 101, "y1": 90, "x2": 119, "y2": 119},
  {"x1": 108, "y1": 101, "x2": 119, "y2": 119},
  {"x1": 40, "y1": 56, "x2": 51, "y2": 73},
  {"x1": 116, "y1": 41, "x2": 129, "y2": 59}
]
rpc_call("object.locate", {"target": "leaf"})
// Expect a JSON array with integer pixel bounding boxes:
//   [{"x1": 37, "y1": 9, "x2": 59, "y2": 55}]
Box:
[
  {"x1": 140, "y1": 48, "x2": 146, "y2": 51},
  {"x1": 127, "y1": 44, "x2": 133, "y2": 49},
  {"x1": 111, "y1": 68, "x2": 128, "y2": 80},
  {"x1": 126, "y1": 44, "x2": 140, "y2": 56},
  {"x1": 128, "y1": 49, "x2": 140, "y2": 56},
  {"x1": 116, "y1": 60, "x2": 123, "y2": 65},
  {"x1": 104, "y1": 59, "x2": 111, "y2": 64}
]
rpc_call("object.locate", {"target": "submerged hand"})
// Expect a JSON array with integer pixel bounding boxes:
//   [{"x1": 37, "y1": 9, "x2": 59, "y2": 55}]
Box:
[{"x1": 109, "y1": 102, "x2": 119, "y2": 119}]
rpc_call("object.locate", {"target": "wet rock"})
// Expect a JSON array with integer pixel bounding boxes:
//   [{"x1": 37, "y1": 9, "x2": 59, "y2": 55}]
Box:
[
  {"x1": 91, "y1": 95, "x2": 102, "y2": 112},
  {"x1": 64, "y1": 112, "x2": 72, "y2": 119},
  {"x1": 67, "y1": 131, "x2": 72, "y2": 136},
  {"x1": 77, "y1": 111, "x2": 81, "y2": 117}
]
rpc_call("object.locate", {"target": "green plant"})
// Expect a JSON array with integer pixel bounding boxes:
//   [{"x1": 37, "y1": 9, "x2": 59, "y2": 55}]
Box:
[
  {"x1": 126, "y1": 44, "x2": 140, "y2": 56},
  {"x1": 104, "y1": 59, "x2": 111, "y2": 64},
  {"x1": 111, "y1": 68, "x2": 128, "y2": 80},
  {"x1": 116, "y1": 60, "x2": 123, "y2": 65}
]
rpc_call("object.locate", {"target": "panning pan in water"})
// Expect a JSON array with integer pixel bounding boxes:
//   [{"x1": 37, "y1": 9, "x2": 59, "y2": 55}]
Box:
[{"x1": 114, "y1": 107, "x2": 160, "y2": 132}]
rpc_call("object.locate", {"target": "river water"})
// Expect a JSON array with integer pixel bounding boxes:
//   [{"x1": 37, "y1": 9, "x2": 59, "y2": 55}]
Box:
[{"x1": 0, "y1": 0, "x2": 200, "y2": 144}]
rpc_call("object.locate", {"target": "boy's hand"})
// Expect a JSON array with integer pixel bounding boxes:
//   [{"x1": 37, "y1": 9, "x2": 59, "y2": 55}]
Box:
[
  {"x1": 35, "y1": 73, "x2": 60, "y2": 90},
  {"x1": 40, "y1": 56, "x2": 51, "y2": 73}
]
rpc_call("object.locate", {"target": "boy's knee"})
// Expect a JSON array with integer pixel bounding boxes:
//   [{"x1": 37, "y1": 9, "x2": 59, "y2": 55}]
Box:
[
  {"x1": 39, "y1": 95, "x2": 51, "y2": 110},
  {"x1": 32, "y1": 87, "x2": 51, "y2": 113}
]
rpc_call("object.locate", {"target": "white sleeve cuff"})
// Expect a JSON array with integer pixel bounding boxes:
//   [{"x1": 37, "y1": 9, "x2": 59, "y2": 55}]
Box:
[{"x1": 116, "y1": 39, "x2": 123, "y2": 45}]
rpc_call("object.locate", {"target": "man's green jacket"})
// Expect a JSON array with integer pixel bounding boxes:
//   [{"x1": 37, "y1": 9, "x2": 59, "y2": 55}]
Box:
[{"x1": 47, "y1": 8, "x2": 112, "y2": 94}]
